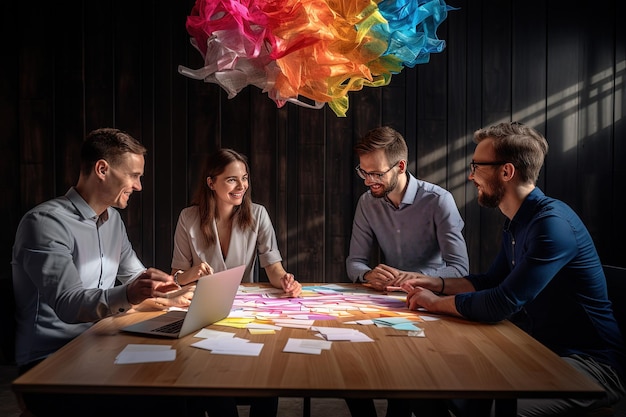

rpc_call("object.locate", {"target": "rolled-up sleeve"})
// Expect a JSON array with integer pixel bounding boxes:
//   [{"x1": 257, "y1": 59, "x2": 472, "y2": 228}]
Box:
[{"x1": 256, "y1": 205, "x2": 283, "y2": 268}]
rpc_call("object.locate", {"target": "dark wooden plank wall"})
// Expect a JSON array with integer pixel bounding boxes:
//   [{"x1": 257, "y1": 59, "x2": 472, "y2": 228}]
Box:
[{"x1": 2, "y1": 0, "x2": 624, "y2": 287}]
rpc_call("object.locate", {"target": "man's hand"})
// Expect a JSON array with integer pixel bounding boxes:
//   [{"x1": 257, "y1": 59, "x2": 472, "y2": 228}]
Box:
[
  {"x1": 405, "y1": 286, "x2": 439, "y2": 311},
  {"x1": 364, "y1": 264, "x2": 403, "y2": 291},
  {"x1": 130, "y1": 284, "x2": 196, "y2": 312},
  {"x1": 126, "y1": 268, "x2": 176, "y2": 305},
  {"x1": 400, "y1": 274, "x2": 439, "y2": 294}
]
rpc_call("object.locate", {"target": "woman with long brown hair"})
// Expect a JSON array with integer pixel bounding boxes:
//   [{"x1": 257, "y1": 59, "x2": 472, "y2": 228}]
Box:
[
  {"x1": 172, "y1": 148, "x2": 301, "y2": 417},
  {"x1": 170, "y1": 148, "x2": 301, "y2": 296}
]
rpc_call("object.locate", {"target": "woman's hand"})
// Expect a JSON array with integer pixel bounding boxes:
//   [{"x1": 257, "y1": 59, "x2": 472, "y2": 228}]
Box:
[
  {"x1": 281, "y1": 273, "x2": 302, "y2": 298},
  {"x1": 174, "y1": 262, "x2": 213, "y2": 286}
]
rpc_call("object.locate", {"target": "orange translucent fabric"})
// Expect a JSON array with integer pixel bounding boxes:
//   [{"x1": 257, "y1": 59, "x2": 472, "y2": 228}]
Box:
[{"x1": 179, "y1": 0, "x2": 453, "y2": 117}]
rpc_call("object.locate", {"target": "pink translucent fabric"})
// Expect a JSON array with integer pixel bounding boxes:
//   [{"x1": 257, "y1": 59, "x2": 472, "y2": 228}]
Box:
[{"x1": 178, "y1": 0, "x2": 453, "y2": 117}]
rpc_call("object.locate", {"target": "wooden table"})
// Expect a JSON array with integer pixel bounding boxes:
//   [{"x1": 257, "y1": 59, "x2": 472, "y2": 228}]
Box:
[{"x1": 12, "y1": 284, "x2": 603, "y2": 416}]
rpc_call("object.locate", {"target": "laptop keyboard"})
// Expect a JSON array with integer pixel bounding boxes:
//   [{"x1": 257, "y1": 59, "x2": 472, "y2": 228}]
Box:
[{"x1": 151, "y1": 319, "x2": 184, "y2": 334}]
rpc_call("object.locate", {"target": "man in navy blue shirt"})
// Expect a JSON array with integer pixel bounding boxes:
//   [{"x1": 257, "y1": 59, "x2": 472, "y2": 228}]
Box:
[{"x1": 403, "y1": 121, "x2": 625, "y2": 416}]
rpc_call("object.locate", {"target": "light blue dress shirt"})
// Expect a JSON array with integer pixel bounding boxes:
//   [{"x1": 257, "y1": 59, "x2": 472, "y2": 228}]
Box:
[
  {"x1": 346, "y1": 173, "x2": 469, "y2": 282},
  {"x1": 11, "y1": 187, "x2": 145, "y2": 366}
]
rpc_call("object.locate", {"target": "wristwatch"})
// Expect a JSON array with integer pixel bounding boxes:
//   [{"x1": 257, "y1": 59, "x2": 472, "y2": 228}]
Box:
[{"x1": 173, "y1": 270, "x2": 183, "y2": 286}]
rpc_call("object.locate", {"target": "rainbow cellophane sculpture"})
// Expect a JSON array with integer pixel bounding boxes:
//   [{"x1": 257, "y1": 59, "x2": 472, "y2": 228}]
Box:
[{"x1": 179, "y1": 0, "x2": 454, "y2": 117}]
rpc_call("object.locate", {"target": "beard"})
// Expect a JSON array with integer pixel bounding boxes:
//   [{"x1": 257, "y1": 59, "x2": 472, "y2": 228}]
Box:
[
  {"x1": 370, "y1": 171, "x2": 399, "y2": 199},
  {"x1": 477, "y1": 177, "x2": 505, "y2": 208}
]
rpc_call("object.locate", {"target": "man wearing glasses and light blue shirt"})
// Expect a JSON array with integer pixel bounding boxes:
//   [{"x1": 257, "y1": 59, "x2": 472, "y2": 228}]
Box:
[
  {"x1": 346, "y1": 125, "x2": 469, "y2": 292},
  {"x1": 344, "y1": 125, "x2": 469, "y2": 417}
]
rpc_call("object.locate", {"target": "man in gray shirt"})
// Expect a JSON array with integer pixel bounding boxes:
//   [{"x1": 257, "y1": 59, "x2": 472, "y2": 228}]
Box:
[
  {"x1": 346, "y1": 126, "x2": 469, "y2": 291},
  {"x1": 11, "y1": 128, "x2": 185, "y2": 416},
  {"x1": 344, "y1": 126, "x2": 468, "y2": 417}
]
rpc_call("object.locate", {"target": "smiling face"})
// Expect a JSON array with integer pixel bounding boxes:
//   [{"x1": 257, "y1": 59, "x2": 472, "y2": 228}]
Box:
[
  {"x1": 208, "y1": 160, "x2": 249, "y2": 209},
  {"x1": 357, "y1": 149, "x2": 400, "y2": 198},
  {"x1": 103, "y1": 153, "x2": 144, "y2": 209},
  {"x1": 469, "y1": 138, "x2": 506, "y2": 208}
]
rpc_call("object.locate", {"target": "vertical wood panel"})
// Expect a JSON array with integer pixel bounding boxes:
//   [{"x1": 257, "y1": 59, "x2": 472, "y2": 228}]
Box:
[
  {"x1": 114, "y1": 0, "x2": 148, "y2": 263},
  {"x1": 463, "y1": 0, "x2": 485, "y2": 272},
  {"x1": 545, "y1": 0, "x2": 581, "y2": 205},
  {"x1": 171, "y1": 0, "x2": 193, "y2": 267},
  {"x1": 138, "y1": 3, "x2": 156, "y2": 267},
  {"x1": 417, "y1": 51, "x2": 448, "y2": 187},
  {"x1": 576, "y1": 1, "x2": 615, "y2": 261},
  {"x1": 152, "y1": 1, "x2": 177, "y2": 271},
  {"x1": 250, "y1": 89, "x2": 279, "y2": 282},
  {"x1": 282, "y1": 106, "x2": 299, "y2": 276},
  {"x1": 183, "y1": 0, "x2": 221, "y2": 206},
  {"x1": 382, "y1": 70, "x2": 411, "y2": 135},
  {"x1": 0, "y1": 2, "x2": 20, "y2": 282},
  {"x1": 325, "y1": 113, "x2": 354, "y2": 282},
  {"x1": 511, "y1": 0, "x2": 547, "y2": 187},
  {"x1": 273, "y1": 105, "x2": 289, "y2": 274},
  {"x1": 19, "y1": 1, "x2": 55, "y2": 211},
  {"x1": 296, "y1": 109, "x2": 326, "y2": 281},
  {"x1": 84, "y1": 1, "x2": 115, "y2": 128},
  {"x1": 383, "y1": 71, "x2": 412, "y2": 168},
  {"x1": 445, "y1": 0, "x2": 469, "y2": 250},
  {"x1": 608, "y1": 0, "x2": 626, "y2": 266},
  {"x1": 187, "y1": 85, "x2": 221, "y2": 200},
  {"x1": 249, "y1": 90, "x2": 279, "y2": 214},
  {"x1": 350, "y1": 82, "x2": 383, "y2": 267},
  {"x1": 222, "y1": 91, "x2": 252, "y2": 152},
  {"x1": 55, "y1": 3, "x2": 85, "y2": 193},
  {"x1": 404, "y1": 69, "x2": 418, "y2": 151},
  {"x1": 476, "y1": 0, "x2": 512, "y2": 270}
]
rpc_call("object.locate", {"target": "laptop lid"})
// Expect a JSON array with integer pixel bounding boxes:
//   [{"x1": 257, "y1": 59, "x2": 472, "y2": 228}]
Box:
[{"x1": 120, "y1": 264, "x2": 245, "y2": 338}]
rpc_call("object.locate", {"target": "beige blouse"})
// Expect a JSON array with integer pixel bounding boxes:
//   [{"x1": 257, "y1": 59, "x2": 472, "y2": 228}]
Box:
[{"x1": 171, "y1": 203, "x2": 283, "y2": 283}]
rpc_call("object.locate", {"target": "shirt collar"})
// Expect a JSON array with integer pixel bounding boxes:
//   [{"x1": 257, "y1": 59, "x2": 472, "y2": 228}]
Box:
[
  {"x1": 504, "y1": 187, "x2": 545, "y2": 231},
  {"x1": 65, "y1": 187, "x2": 109, "y2": 225},
  {"x1": 382, "y1": 172, "x2": 417, "y2": 209},
  {"x1": 401, "y1": 172, "x2": 419, "y2": 207}
]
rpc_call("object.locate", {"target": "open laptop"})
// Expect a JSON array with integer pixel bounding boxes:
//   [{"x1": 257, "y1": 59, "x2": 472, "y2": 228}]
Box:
[{"x1": 121, "y1": 264, "x2": 245, "y2": 338}]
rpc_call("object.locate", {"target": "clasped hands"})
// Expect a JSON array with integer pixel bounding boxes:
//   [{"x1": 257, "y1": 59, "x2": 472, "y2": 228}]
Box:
[
  {"x1": 281, "y1": 273, "x2": 302, "y2": 297},
  {"x1": 363, "y1": 264, "x2": 415, "y2": 291},
  {"x1": 362, "y1": 265, "x2": 448, "y2": 312}
]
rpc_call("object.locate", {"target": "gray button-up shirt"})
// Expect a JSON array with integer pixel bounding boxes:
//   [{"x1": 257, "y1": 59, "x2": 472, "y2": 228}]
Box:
[
  {"x1": 346, "y1": 173, "x2": 469, "y2": 282},
  {"x1": 12, "y1": 187, "x2": 145, "y2": 366}
]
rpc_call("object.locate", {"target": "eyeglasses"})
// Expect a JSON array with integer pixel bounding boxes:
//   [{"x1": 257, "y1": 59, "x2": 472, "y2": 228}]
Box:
[
  {"x1": 355, "y1": 161, "x2": 399, "y2": 182},
  {"x1": 469, "y1": 160, "x2": 507, "y2": 174}
]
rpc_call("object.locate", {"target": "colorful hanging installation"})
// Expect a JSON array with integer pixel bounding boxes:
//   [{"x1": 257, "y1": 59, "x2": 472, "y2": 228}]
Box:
[{"x1": 178, "y1": 0, "x2": 455, "y2": 117}]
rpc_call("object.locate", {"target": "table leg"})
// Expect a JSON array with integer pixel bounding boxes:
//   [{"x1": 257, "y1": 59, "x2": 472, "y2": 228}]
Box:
[
  {"x1": 494, "y1": 399, "x2": 517, "y2": 417},
  {"x1": 303, "y1": 397, "x2": 311, "y2": 417}
]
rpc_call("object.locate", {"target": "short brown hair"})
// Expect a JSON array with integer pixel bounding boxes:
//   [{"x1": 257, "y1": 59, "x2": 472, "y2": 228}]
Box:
[
  {"x1": 80, "y1": 128, "x2": 146, "y2": 175},
  {"x1": 473, "y1": 122, "x2": 548, "y2": 184},
  {"x1": 354, "y1": 126, "x2": 408, "y2": 165}
]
